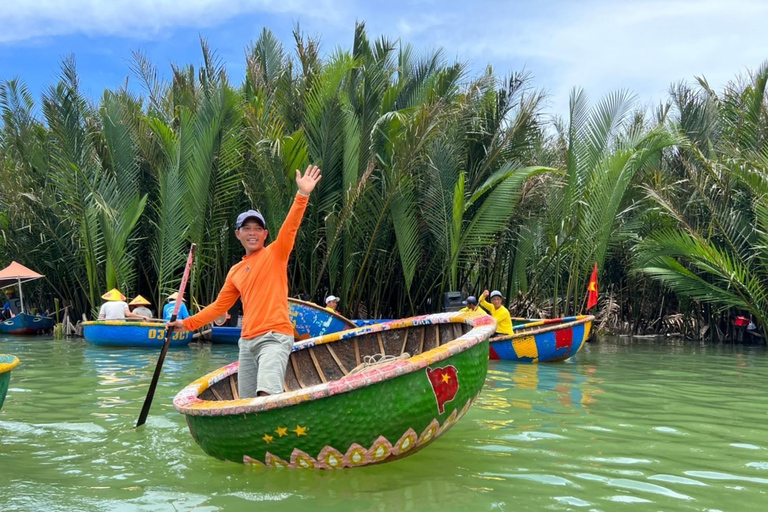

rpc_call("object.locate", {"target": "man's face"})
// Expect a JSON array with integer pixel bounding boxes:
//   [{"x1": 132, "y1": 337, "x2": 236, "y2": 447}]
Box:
[
  {"x1": 328, "y1": 300, "x2": 338, "y2": 310},
  {"x1": 491, "y1": 296, "x2": 502, "y2": 308},
  {"x1": 236, "y1": 219, "x2": 268, "y2": 253}
]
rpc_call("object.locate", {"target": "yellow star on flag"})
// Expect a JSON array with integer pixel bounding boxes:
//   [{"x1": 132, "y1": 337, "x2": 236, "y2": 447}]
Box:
[
  {"x1": 588, "y1": 281, "x2": 597, "y2": 292},
  {"x1": 441, "y1": 373, "x2": 451, "y2": 383},
  {"x1": 275, "y1": 426, "x2": 288, "y2": 437},
  {"x1": 293, "y1": 425, "x2": 308, "y2": 437},
  {"x1": 263, "y1": 433, "x2": 274, "y2": 444}
]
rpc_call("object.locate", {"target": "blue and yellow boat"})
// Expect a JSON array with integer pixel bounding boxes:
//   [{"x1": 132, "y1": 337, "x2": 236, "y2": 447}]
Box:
[
  {"x1": 0, "y1": 354, "x2": 19, "y2": 410},
  {"x1": 211, "y1": 298, "x2": 356, "y2": 344},
  {"x1": 82, "y1": 321, "x2": 193, "y2": 348},
  {"x1": 489, "y1": 315, "x2": 594, "y2": 363}
]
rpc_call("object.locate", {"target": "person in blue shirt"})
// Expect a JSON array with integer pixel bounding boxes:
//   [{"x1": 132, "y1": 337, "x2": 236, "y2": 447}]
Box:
[
  {"x1": 2, "y1": 289, "x2": 20, "y2": 319},
  {"x1": 163, "y1": 292, "x2": 190, "y2": 321}
]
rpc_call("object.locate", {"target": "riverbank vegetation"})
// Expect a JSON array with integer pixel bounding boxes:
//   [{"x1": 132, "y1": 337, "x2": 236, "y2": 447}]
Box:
[{"x1": 1, "y1": 23, "x2": 767, "y2": 341}]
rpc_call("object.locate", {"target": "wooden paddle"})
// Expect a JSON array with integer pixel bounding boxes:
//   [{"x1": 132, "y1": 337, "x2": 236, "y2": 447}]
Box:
[{"x1": 136, "y1": 243, "x2": 196, "y2": 428}]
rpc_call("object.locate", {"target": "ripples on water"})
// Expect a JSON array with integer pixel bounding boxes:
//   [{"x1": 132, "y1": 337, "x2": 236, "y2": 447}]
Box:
[{"x1": 0, "y1": 336, "x2": 766, "y2": 511}]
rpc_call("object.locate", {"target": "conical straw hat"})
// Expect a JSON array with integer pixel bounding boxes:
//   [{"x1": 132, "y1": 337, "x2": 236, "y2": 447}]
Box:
[
  {"x1": 102, "y1": 288, "x2": 126, "y2": 301},
  {"x1": 129, "y1": 295, "x2": 151, "y2": 306},
  {"x1": 167, "y1": 292, "x2": 184, "y2": 302}
]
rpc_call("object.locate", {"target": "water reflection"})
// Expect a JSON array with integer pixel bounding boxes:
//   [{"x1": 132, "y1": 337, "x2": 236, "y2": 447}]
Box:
[{"x1": 480, "y1": 358, "x2": 604, "y2": 415}]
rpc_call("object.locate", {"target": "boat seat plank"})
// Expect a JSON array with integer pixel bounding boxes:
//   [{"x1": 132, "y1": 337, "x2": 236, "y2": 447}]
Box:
[
  {"x1": 376, "y1": 333, "x2": 386, "y2": 355},
  {"x1": 422, "y1": 325, "x2": 438, "y2": 351},
  {"x1": 354, "y1": 338, "x2": 361, "y2": 366},
  {"x1": 327, "y1": 344, "x2": 352, "y2": 375},
  {"x1": 439, "y1": 324, "x2": 454, "y2": 346},
  {"x1": 289, "y1": 354, "x2": 307, "y2": 389},
  {"x1": 308, "y1": 348, "x2": 328, "y2": 383},
  {"x1": 403, "y1": 326, "x2": 425, "y2": 356},
  {"x1": 382, "y1": 329, "x2": 405, "y2": 356},
  {"x1": 313, "y1": 344, "x2": 346, "y2": 380},
  {"x1": 399, "y1": 329, "x2": 410, "y2": 356},
  {"x1": 356, "y1": 334, "x2": 380, "y2": 360},
  {"x1": 229, "y1": 375, "x2": 239, "y2": 400},
  {"x1": 293, "y1": 350, "x2": 324, "y2": 387}
]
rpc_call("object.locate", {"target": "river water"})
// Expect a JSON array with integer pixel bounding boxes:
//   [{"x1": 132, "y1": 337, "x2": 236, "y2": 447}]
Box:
[{"x1": 0, "y1": 335, "x2": 766, "y2": 511}]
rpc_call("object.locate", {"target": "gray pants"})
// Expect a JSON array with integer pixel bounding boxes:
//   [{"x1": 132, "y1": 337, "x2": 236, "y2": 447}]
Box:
[{"x1": 238, "y1": 331, "x2": 294, "y2": 398}]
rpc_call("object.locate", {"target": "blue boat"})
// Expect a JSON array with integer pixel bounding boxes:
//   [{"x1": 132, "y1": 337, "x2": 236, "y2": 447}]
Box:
[
  {"x1": 82, "y1": 321, "x2": 193, "y2": 348},
  {"x1": 351, "y1": 318, "x2": 393, "y2": 327},
  {"x1": 0, "y1": 313, "x2": 54, "y2": 335},
  {"x1": 210, "y1": 298, "x2": 356, "y2": 344},
  {"x1": 0, "y1": 261, "x2": 54, "y2": 335}
]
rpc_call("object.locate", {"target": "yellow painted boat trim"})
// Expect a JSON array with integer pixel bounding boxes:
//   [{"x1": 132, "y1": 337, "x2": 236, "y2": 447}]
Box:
[{"x1": 0, "y1": 355, "x2": 20, "y2": 374}]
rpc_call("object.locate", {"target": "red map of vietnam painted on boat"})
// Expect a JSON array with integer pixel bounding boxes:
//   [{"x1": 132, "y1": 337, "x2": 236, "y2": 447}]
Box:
[{"x1": 426, "y1": 366, "x2": 459, "y2": 414}]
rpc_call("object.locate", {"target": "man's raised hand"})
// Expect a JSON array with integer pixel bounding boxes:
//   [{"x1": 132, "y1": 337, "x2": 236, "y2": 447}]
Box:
[{"x1": 296, "y1": 165, "x2": 322, "y2": 196}]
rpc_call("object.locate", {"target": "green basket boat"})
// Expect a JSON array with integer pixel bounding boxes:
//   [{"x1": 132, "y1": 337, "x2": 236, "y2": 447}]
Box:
[
  {"x1": 174, "y1": 312, "x2": 497, "y2": 469},
  {"x1": 0, "y1": 354, "x2": 20, "y2": 411}
]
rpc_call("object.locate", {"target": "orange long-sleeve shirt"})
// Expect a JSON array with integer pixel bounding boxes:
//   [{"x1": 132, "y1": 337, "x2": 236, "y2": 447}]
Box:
[{"x1": 182, "y1": 194, "x2": 309, "y2": 339}]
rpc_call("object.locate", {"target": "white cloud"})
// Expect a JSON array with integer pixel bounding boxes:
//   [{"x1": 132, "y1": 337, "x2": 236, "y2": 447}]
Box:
[
  {"x1": 388, "y1": 0, "x2": 768, "y2": 115},
  {"x1": 1, "y1": 0, "x2": 765, "y2": 116},
  {"x1": 0, "y1": 0, "x2": 345, "y2": 43}
]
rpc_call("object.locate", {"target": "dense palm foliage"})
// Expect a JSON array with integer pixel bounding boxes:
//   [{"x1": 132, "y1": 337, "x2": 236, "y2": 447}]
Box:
[{"x1": 1, "y1": 23, "x2": 767, "y2": 341}]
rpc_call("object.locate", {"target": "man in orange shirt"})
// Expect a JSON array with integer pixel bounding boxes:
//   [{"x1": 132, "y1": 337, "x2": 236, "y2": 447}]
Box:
[{"x1": 168, "y1": 165, "x2": 322, "y2": 398}]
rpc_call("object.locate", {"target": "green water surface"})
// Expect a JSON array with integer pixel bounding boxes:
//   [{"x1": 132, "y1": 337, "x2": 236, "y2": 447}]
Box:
[{"x1": 0, "y1": 335, "x2": 766, "y2": 511}]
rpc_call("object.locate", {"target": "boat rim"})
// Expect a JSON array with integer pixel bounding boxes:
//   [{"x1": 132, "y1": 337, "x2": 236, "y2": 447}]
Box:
[
  {"x1": 173, "y1": 311, "x2": 496, "y2": 417},
  {"x1": 490, "y1": 315, "x2": 594, "y2": 343},
  {"x1": 288, "y1": 297, "x2": 356, "y2": 329},
  {"x1": 0, "y1": 354, "x2": 20, "y2": 374},
  {"x1": 82, "y1": 320, "x2": 167, "y2": 327}
]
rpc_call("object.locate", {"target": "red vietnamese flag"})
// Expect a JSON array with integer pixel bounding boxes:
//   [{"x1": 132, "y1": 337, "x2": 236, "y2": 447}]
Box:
[
  {"x1": 586, "y1": 262, "x2": 598, "y2": 311},
  {"x1": 426, "y1": 366, "x2": 459, "y2": 414}
]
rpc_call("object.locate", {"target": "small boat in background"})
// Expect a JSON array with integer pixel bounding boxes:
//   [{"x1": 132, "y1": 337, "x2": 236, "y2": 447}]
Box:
[
  {"x1": 0, "y1": 354, "x2": 19, "y2": 410},
  {"x1": 1, "y1": 314, "x2": 54, "y2": 335},
  {"x1": 489, "y1": 316, "x2": 594, "y2": 363},
  {"x1": 175, "y1": 311, "x2": 496, "y2": 469},
  {"x1": 0, "y1": 261, "x2": 54, "y2": 335},
  {"x1": 82, "y1": 321, "x2": 193, "y2": 348},
  {"x1": 210, "y1": 298, "x2": 356, "y2": 344}
]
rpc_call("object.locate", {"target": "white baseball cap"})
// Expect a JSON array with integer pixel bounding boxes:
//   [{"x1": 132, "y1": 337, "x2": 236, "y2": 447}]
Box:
[
  {"x1": 325, "y1": 295, "x2": 340, "y2": 304},
  {"x1": 490, "y1": 290, "x2": 503, "y2": 299}
]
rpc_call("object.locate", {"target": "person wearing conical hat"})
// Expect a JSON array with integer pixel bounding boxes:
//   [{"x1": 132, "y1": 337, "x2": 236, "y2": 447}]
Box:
[
  {"x1": 162, "y1": 292, "x2": 190, "y2": 321},
  {"x1": 324, "y1": 295, "x2": 340, "y2": 313},
  {"x1": 98, "y1": 289, "x2": 150, "y2": 321},
  {"x1": 129, "y1": 295, "x2": 154, "y2": 318}
]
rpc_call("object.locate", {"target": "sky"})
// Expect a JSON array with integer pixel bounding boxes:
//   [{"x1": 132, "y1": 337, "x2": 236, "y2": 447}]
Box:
[{"x1": 1, "y1": 0, "x2": 766, "y2": 118}]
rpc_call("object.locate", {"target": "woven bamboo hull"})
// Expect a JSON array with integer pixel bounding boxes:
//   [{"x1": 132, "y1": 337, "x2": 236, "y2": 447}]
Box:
[
  {"x1": 0, "y1": 355, "x2": 19, "y2": 410},
  {"x1": 489, "y1": 316, "x2": 594, "y2": 363},
  {"x1": 0, "y1": 313, "x2": 54, "y2": 335},
  {"x1": 210, "y1": 298, "x2": 356, "y2": 344},
  {"x1": 175, "y1": 312, "x2": 497, "y2": 469},
  {"x1": 82, "y1": 321, "x2": 193, "y2": 348}
]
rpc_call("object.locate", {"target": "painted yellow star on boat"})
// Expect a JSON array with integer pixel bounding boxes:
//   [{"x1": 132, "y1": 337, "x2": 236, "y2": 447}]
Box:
[
  {"x1": 293, "y1": 425, "x2": 308, "y2": 437},
  {"x1": 442, "y1": 373, "x2": 451, "y2": 383},
  {"x1": 263, "y1": 433, "x2": 274, "y2": 444},
  {"x1": 275, "y1": 426, "x2": 288, "y2": 437}
]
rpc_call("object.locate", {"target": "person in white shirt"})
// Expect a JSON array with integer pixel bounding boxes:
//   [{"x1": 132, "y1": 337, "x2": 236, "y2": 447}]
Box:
[
  {"x1": 98, "y1": 289, "x2": 150, "y2": 321},
  {"x1": 129, "y1": 295, "x2": 154, "y2": 318}
]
